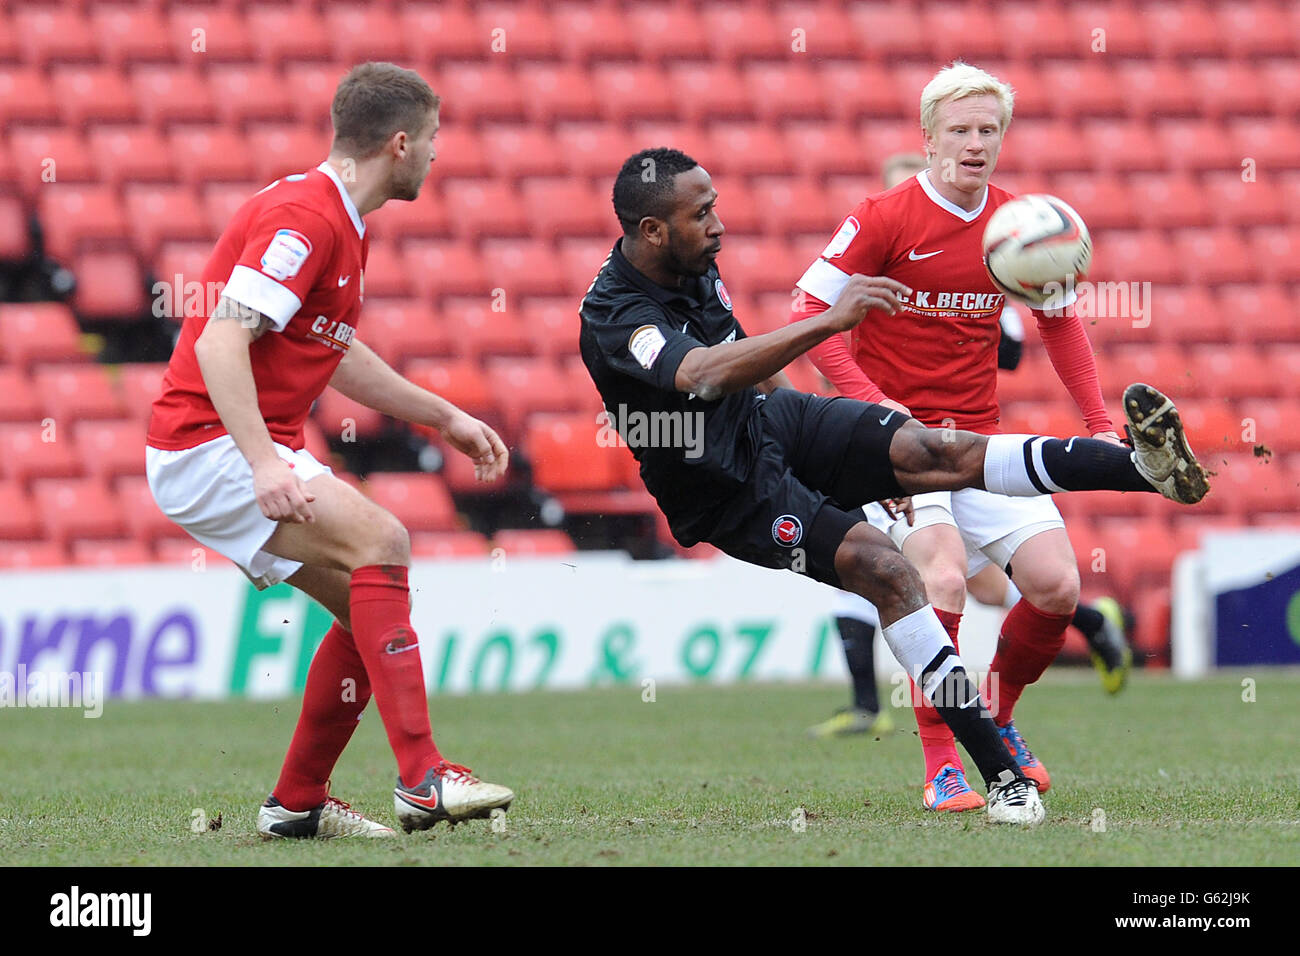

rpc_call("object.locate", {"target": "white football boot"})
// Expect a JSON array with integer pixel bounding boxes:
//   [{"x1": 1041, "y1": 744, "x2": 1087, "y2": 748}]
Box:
[
  {"x1": 986, "y1": 770, "x2": 1046, "y2": 826},
  {"x1": 1123, "y1": 383, "x2": 1210, "y2": 505},
  {"x1": 394, "y1": 761, "x2": 515, "y2": 833},
  {"x1": 258, "y1": 794, "x2": 396, "y2": 839}
]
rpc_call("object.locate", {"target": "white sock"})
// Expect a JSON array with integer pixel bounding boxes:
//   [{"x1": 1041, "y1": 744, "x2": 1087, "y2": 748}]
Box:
[
  {"x1": 881, "y1": 604, "x2": 960, "y2": 686},
  {"x1": 982, "y1": 433, "x2": 1065, "y2": 496},
  {"x1": 1003, "y1": 579, "x2": 1022, "y2": 610}
]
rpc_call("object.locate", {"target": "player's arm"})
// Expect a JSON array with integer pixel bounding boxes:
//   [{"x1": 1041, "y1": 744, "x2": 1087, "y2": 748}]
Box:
[
  {"x1": 329, "y1": 339, "x2": 507, "y2": 481},
  {"x1": 1033, "y1": 305, "x2": 1119, "y2": 442},
  {"x1": 673, "y1": 275, "x2": 909, "y2": 400},
  {"x1": 193, "y1": 296, "x2": 316, "y2": 523}
]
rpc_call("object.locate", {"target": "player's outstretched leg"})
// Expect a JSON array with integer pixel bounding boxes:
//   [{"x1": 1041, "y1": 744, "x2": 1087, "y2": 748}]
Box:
[{"x1": 833, "y1": 525, "x2": 1043, "y2": 824}]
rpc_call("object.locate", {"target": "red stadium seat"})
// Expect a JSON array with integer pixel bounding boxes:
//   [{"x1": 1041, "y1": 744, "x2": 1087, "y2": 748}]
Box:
[
  {"x1": 130, "y1": 66, "x2": 218, "y2": 127},
  {"x1": 750, "y1": 177, "x2": 835, "y2": 237},
  {"x1": 1089, "y1": 231, "x2": 1182, "y2": 286},
  {"x1": 481, "y1": 126, "x2": 569, "y2": 182},
  {"x1": 517, "y1": 64, "x2": 599, "y2": 125},
  {"x1": 364, "y1": 473, "x2": 459, "y2": 533},
  {"x1": 1272, "y1": 347, "x2": 1300, "y2": 399},
  {"x1": 72, "y1": 538, "x2": 154, "y2": 567},
  {"x1": 13, "y1": 7, "x2": 98, "y2": 67},
  {"x1": 1128, "y1": 173, "x2": 1212, "y2": 230},
  {"x1": 364, "y1": 191, "x2": 451, "y2": 242},
  {"x1": 1188, "y1": 345, "x2": 1278, "y2": 401},
  {"x1": 471, "y1": 5, "x2": 560, "y2": 60},
  {"x1": 33, "y1": 478, "x2": 126, "y2": 545},
  {"x1": 409, "y1": 531, "x2": 492, "y2": 560},
  {"x1": 311, "y1": 387, "x2": 386, "y2": 442},
  {"x1": 552, "y1": 3, "x2": 638, "y2": 61},
  {"x1": 1250, "y1": 401, "x2": 1300, "y2": 454},
  {"x1": 1097, "y1": 344, "x2": 1189, "y2": 400},
  {"x1": 207, "y1": 66, "x2": 297, "y2": 127},
  {"x1": 0, "y1": 68, "x2": 60, "y2": 128},
  {"x1": 922, "y1": 3, "x2": 1008, "y2": 61},
  {"x1": 437, "y1": 293, "x2": 533, "y2": 358},
  {"x1": 1202, "y1": 171, "x2": 1287, "y2": 228},
  {"x1": 72, "y1": 251, "x2": 148, "y2": 322},
  {"x1": 438, "y1": 64, "x2": 527, "y2": 122},
  {"x1": 1095, "y1": 518, "x2": 1182, "y2": 587},
  {"x1": 0, "y1": 194, "x2": 27, "y2": 263},
  {"x1": 0, "y1": 481, "x2": 42, "y2": 540},
  {"x1": 1221, "y1": 2, "x2": 1297, "y2": 57},
  {"x1": 782, "y1": 124, "x2": 870, "y2": 179},
  {"x1": 1146, "y1": 3, "x2": 1226, "y2": 59},
  {"x1": 75, "y1": 419, "x2": 147, "y2": 483},
  {"x1": 0, "y1": 542, "x2": 68, "y2": 570},
  {"x1": 1154, "y1": 120, "x2": 1241, "y2": 173},
  {"x1": 1176, "y1": 400, "x2": 1249, "y2": 458},
  {"x1": 166, "y1": 7, "x2": 256, "y2": 63},
  {"x1": 995, "y1": 3, "x2": 1084, "y2": 59},
  {"x1": 246, "y1": 123, "x2": 329, "y2": 184},
  {"x1": 0, "y1": 366, "x2": 42, "y2": 422},
  {"x1": 152, "y1": 538, "x2": 234, "y2": 570},
  {"x1": 125, "y1": 184, "x2": 210, "y2": 259},
  {"x1": 38, "y1": 184, "x2": 130, "y2": 262},
  {"x1": 1082, "y1": 121, "x2": 1165, "y2": 174},
  {"x1": 171, "y1": 127, "x2": 258, "y2": 188},
  {"x1": 772, "y1": 2, "x2": 860, "y2": 59},
  {"x1": 10, "y1": 127, "x2": 98, "y2": 195},
  {"x1": 1222, "y1": 283, "x2": 1295, "y2": 344},
  {"x1": 816, "y1": 63, "x2": 911, "y2": 124},
  {"x1": 480, "y1": 240, "x2": 570, "y2": 298},
  {"x1": 441, "y1": 179, "x2": 529, "y2": 240},
  {"x1": 700, "y1": 3, "x2": 789, "y2": 62},
  {"x1": 743, "y1": 64, "x2": 828, "y2": 122},
  {"x1": 591, "y1": 64, "x2": 678, "y2": 122},
  {"x1": 847, "y1": 3, "x2": 932, "y2": 60},
  {"x1": 34, "y1": 364, "x2": 129, "y2": 423},
  {"x1": 119, "y1": 364, "x2": 168, "y2": 423},
  {"x1": 200, "y1": 183, "x2": 258, "y2": 236},
  {"x1": 1059, "y1": 174, "x2": 1139, "y2": 231},
  {"x1": 492, "y1": 529, "x2": 578, "y2": 557},
  {"x1": 559, "y1": 238, "x2": 621, "y2": 297},
  {"x1": 323, "y1": 5, "x2": 409, "y2": 64},
  {"x1": 1248, "y1": 226, "x2": 1300, "y2": 283},
  {"x1": 1000, "y1": 120, "x2": 1085, "y2": 175},
  {"x1": 724, "y1": 237, "x2": 801, "y2": 293},
  {"x1": 520, "y1": 178, "x2": 608, "y2": 240},
  {"x1": 486, "y1": 357, "x2": 588, "y2": 436},
  {"x1": 406, "y1": 359, "x2": 497, "y2": 423},
  {"x1": 707, "y1": 124, "x2": 795, "y2": 177},
  {"x1": 359, "y1": 239, "x2": 414, "y2": 299},
  {"x1": 1147, "y1": 285, "x2": 1230, "y2": 344},
  {"x1": 359, "y1": 299, "x2": 451, "y2": 366},
  {"x1": 1041, "y1": 62, "x2": 1126, "y2": 119},
  {"x1": 555, "y1": 123, "x2": 636, "y2": 179},
  {"x1": 89, "y1": 125, "x2": 176, "y2": 187},
  {"x1": 518, "y1": 297, "x2": 580, "y2": 361},
  {"x1": 246, "y1": 7, "x2": 333, "y2": 65},
  {"x1": 280, "y1": 64, "x2": 348, "y2": 124},
  {"x1": 398, "y1": 4, "x2": 490, "y2": 61},
  {"x1": 1113, "y1": 62, "x2": 1198, "y2": 121},
  {"x1": 51, "y1": 67, "x2": 139, "y2": 126},
  {"x1": 626, "y1": 4, "x2": 709, "y2": 62},
  {"x1": 1261, "y1": 60, "x2": 1300, "y2": 116},
  {"x1": 526, "y1": 413, "x2": 622, "y2": 492},
  {"x1": 403, "y1": 239, "x2": 495, "y2": 298},
  {"x1": 668, "y1": 64, "x2": 752, "y2": 124},
  {"x1": 91, "y1": 6, "x2": 173, "y2": 67},
  {"x1": 116, "y1": 475, "x2": 189, "y2": 546},
  {"x1": 1175, "y1": 228, "x2": 1258, "y2": 285},
  {"x1": 0, "y1": 302, "x2": 86, "y2": 368},
  {"x1": 1190, "y1": 62, "x2": 1270, "y2": 120}
]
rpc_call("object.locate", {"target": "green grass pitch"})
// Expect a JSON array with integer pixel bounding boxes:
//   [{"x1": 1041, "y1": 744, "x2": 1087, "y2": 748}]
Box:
[{"x1": 2, "y1": 671, "x2": 1298, "y2": 866}]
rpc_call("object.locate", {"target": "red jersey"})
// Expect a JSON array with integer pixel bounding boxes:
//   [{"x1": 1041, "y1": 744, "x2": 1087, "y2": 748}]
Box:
[
  {"x1": 794, "y1": 170, "x2": 1110, "y2": 436},
  {"x1": 147, "y1": 163, "x2": 369, "y2": 451}
]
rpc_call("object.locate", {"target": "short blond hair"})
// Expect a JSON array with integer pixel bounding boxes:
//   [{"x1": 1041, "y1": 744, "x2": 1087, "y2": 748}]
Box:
[{"x1": 920, "y1": 61, "x2": 1014, "y2": 138}]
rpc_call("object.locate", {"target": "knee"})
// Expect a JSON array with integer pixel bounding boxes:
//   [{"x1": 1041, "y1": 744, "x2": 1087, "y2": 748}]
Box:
[
  {"x1": 1019, "y1": 566, "x2": 1080, "y2": 616},
  {"x1": 841, "y1": 545, "x2": 926, "y2": 614},
  {"x1": 355, "y1": 511, "x2": 410, "y2": 568},
  {"x1": 921, "y1": 563, "x2": 968, "y2": 613}
]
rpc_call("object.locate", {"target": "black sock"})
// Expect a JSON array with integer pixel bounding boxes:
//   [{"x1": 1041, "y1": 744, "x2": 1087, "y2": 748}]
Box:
[
  {"x1": 1072, "y1": 603, "x2": 1104, "y2": 644},
  {"x1": 920, "y1": 648, "x2": 1018, "y2": 787},
  {"x1": 1039, "y1": 437, "x2": 1151, "y2": 493},
  {"x1": 836, "y1": 617, "x2": 879, "y2": 713}
]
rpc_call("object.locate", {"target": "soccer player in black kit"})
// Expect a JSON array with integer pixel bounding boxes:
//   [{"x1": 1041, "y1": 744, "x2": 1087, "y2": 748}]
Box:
[{"x1": 579, "y1": 148, "x2": 1209, "y2": 825}]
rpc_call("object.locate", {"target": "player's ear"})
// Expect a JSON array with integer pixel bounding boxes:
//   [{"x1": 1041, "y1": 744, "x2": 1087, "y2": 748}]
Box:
[
  {"x1": 388, "y1": 129, "x2": 409, "y2": 160},
  {"x1": 639, "y1": 215, "x2": 666, "y2": 248}
]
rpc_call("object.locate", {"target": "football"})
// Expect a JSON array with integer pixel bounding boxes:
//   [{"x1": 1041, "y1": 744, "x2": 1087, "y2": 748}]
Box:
[{"x1": 982, "y1": 194, "x2": 1093, "y2": 306}]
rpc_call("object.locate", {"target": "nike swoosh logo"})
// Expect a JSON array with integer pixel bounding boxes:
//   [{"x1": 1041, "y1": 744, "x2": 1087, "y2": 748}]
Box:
[
  {"x1": 879, "y1": 411, "x2": 896, "y2": 426},
  {"x1": 1065, "y1": 437, "x2": 1077, "y2": 452},
  {"x1": 958, "y1": 697, "x2": 980, "y2": 709},
  {"x1": 337, "y1": 275, "x2": 350, "y2": 286},
  {"x1": 908, "y1": 248, "x2": 943, "y2": 260},
  {"x1": 396, "y1": 789, "x2": 440, "y2": 811}
]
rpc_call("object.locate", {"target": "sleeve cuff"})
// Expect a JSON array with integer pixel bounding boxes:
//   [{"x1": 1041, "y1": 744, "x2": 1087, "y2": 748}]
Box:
[
  {"x1": 796, "y1": 259, "x2": 852, "y2": 306},
  {"x1": 221, "y1": 264, "x2": 304, "y2": 332}
]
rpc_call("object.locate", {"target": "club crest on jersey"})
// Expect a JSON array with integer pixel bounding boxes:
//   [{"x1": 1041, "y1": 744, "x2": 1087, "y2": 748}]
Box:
[
  {"x1": 715, "y1": 278, "x2": 732, "y2": 310},
  {"x1": 260, "y1": 229, "x2": 312, "y2": 281},
  {"x1": 821, "y1": 216, "x2": 859, "y2": 259},
  {"x1": 772, "y1": 514, "x2": 803, "y2": 548}
]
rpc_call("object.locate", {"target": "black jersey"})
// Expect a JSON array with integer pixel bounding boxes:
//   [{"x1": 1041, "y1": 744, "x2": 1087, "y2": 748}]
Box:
[{"x1": 578, "y1": 239, "x2": 764, "y2": 545}]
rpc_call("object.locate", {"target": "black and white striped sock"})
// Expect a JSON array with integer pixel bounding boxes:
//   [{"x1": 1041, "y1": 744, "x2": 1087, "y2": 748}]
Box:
[{"x1": 983, "y1": 434, "x2": 1151, "y2": 497}]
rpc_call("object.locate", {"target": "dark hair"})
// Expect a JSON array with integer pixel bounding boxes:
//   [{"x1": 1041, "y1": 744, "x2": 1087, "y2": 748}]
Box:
[
  {"x1": 612, "y1": 148, "x2": 699, "y2": 235},
  {"x1": 331, "y1": 62, "x2": 440, "y2": 157}
]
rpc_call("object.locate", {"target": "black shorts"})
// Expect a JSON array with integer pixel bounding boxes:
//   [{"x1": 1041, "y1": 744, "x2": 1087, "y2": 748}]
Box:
[{"x1": 705, "y1": 389, "x2": 910, "y2": 588}]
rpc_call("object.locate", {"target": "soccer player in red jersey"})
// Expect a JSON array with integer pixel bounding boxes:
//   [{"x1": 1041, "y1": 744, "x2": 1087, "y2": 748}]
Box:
[
  {"x1": 791, "y1": 63, "x2": 1125, "y2": 810},
  {"x1": 147, "y1": 63, "x2": 514, "y2": 839}
]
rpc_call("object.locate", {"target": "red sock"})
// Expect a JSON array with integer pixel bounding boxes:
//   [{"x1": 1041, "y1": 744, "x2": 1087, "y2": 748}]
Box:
[
  {"x1": 350, "y1": 564, "x2": 441, "y2": 788},
  {"x1": 911, "y1": 607, "x2": 964, "y2": 779},
  {"x1": 272, "y1": 623, "x2": 371, "y2": 811},
  {"x1": 986, "y1": 598, "x2": 1072, "y2": 727}
]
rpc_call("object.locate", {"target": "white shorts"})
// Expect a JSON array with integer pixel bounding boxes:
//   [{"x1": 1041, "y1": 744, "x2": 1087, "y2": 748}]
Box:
[
  {"x1": 146, "y1": 434, "x2": 332, "y2": 589},
  {"x1": 863, "y1": 488, "x2": 1064, "y2": 577}
]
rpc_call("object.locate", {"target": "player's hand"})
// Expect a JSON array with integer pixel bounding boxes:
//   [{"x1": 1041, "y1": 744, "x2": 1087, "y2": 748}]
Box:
[
  {"x1": 827, "y1": 275, "x2": 912, "y2": 332},
  {"x1": 1092, "y1": 430, "x2": 1125, "y2": 447},
  {"x1": 252, "y1": 457, "x2": 316, "y2": 523},
  {"x1": 443, "y1": 411, "x2": 509, "y2": 482},
  {"x1": 880, "y1": 496, "x2": 915, "y2": 526}
]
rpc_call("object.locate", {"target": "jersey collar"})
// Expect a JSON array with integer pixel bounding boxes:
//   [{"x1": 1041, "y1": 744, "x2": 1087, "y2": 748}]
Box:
[
  {"x1": 917, "y1": 168, "x2": 988, "y2": 223},
  {"x1": 317, "y1": 161, "x2": 366, "y2": 239}
]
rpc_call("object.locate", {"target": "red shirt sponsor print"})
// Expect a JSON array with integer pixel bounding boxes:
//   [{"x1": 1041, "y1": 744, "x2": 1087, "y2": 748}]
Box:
[
  {"x1": 148, "y1": 163, "x2": 370, "y2": 451},
  {"x1": 796, "y1": 172, "x2": 1022, "y2": 433}
]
